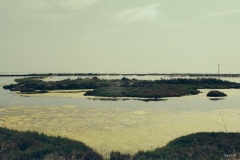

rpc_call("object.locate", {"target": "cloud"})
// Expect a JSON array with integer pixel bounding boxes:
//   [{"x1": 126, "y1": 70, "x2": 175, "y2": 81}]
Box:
[
  {"x1": 162, "y1": 22, "x2": 211, "y2": 30},
  {"x1": 0, "y1": 0, "x2": 100, "y2": 11},
  {"x1": 0, "y1": 1, "x2": 73, "y2": 23},
  {"x1": 60, "y1": 0, "x2": 100, "y2": 10},
  {"x1": 206, "y1": 9, "x2": 240, "y2": 17},
  {"x1": 32, "y1": 13, "x2": 70, "y2": 23},
  {"x1": 114, "y1": 3, "x2": 161, "y2": 22},
  {"x1": 0, "y1": 0, "x2": 49, "y2": 10}
]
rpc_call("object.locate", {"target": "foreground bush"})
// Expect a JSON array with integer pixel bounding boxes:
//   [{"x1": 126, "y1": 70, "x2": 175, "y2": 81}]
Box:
[
  {"x1": 2, "y1": 127, "x2": 240, "y2": 159},
  {"x1": 111, "y1": 132, "x2": 240, "y2": 160},
  {"x1": 0, "y1": 127, "x2": 102, "y2": 160}
]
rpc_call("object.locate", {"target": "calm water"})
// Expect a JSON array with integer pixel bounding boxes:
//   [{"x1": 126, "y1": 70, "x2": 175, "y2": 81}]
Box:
[
  {"x1": 1, "y1": 76, "x2": 240, "y2": 156},
  {"x1": 1, "y1": 76, "x2": 240, "y2": 111}
]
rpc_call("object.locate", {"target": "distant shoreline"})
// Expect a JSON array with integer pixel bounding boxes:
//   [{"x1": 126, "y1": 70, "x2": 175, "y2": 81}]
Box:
[{"x1": 0, "y1": 73, "x2": 240, "y2": 77}]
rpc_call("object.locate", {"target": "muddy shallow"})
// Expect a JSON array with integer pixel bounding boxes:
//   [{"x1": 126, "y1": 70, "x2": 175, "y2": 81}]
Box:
[{"x1": 1, "y1": 105, "x2": 240, "y2": 157}]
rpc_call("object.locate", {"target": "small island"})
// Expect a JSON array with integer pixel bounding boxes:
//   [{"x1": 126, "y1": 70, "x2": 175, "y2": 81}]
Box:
[
  {"x1": 207, "y1": 90, "x2": 227, "y2": 97},
  {"x1": 3, "y1": 77, "x2": 240, "y2": 98}
]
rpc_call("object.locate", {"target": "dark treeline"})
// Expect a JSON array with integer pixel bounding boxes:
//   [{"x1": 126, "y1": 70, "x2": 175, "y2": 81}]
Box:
[
  {"x1": 1, "y1": 73, "x2": 240, "y2": 77},
  {"x1": 3, "y1": 77, "x2": 240, "y2": 98}
]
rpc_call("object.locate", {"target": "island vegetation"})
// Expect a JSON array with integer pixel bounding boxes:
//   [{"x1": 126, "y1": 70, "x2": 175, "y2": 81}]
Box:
[
  {"x1": 3, "y1": 77, "x2": 240, "y2": 98},
  {"x1": 1, "y1": 73, "x2": 240, "y2": 77},
  {"x1": 207, "y1": 90, "x2": 227, "y2": 97}
]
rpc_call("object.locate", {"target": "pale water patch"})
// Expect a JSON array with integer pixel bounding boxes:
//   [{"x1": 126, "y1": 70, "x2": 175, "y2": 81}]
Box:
[
  {"x1": 133, "y1": 110, "x2": 146, "y2": 115},
  {"x1": 0, "y1": 105, "x2": 240, "y2": 157},
  {"x1": 18, "y1": 90, "x2": 94, "y2": 99},
  {"x1": 0, "y1": 109, "x2": 6, "y2": 112}
]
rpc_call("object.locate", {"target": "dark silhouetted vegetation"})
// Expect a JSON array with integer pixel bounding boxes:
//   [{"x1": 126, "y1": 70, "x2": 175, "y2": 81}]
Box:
[
  {"x1": 2, "y1": 127, "x2": 240, "y2": 159},
  {"x1": 1, "y1": 73, "x2": 240, "y2": 78},
  {"x1": 207, "y1": 90, "x2": 227, "y2": 97},
  {"x1": 3, "y1": 77, "x2": 240, "y2": 98},
  {"x1": 0, "y1": 127, "x2": 102, "y2": 160},
  {"x1": 111, "y1": 132, "x2": 240, "y2": 160}
]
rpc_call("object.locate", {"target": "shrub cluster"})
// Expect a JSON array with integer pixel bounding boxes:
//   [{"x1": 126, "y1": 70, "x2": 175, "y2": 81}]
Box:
[
  {"x1": 110, "y1": 132, "x2": 240, "y2": 160},
  {"x1": 0, "y1": 127, "x2": 102, "y2": 160}
]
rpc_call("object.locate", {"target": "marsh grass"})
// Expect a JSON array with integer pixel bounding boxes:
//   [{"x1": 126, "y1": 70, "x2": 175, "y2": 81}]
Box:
[
  {"x1": 4, "y1": 77, "x2": 240, "y2": 98},
  {"x1": 111, "y1": 132, "x2": 240, "y2": 160},
  {"x1": 0, "y1": 127, "x2": 102, "y2": 160}
]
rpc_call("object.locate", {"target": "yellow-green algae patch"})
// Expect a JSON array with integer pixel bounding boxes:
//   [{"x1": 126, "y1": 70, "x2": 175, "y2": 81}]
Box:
[
  {"x1": 18, "y1": 90, "x2": 94, "y2": 99},
  {"x1": 133, "y1": 110, "x2": 146, "y2": 115},
  {"x1": 1, "y1": 105, "x2": 240, "y2": 157}
]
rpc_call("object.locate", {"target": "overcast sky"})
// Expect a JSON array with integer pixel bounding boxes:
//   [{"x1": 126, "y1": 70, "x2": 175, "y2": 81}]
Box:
[{"x1": 1, "y1": 0, "x2": 240, "y2": 74}]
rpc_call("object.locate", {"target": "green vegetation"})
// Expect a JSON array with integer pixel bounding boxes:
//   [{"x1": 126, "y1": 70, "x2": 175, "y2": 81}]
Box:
[
  {"x1": 2, "y1": 127, "x2": 240, "y2": 160},
  {"x1": 110, "y1": 132, "x2": 240, "y2": 160},
  {"x1": 0, "y1": 127, "x2": 102, "y2": 160},
  {"x1": 3, "y1": 77, "x2": 240, "y2": 98},
  {"x1": 1, "y1": 73, "x2": 240, "y2": 77},
  {"x1": 87, "y1": 97, "x2": 168, "y2": 102},
  {"x1": 13, "y1": 76, "x2": 44, "y2": 83},
  {"x1": 207, "y1": 90, "x2": 227, "y2": 97}
]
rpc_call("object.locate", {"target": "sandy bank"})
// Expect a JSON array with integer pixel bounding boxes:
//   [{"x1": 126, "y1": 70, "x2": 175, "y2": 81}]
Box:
[{"x1": 0, "y1": 105, "x2": 240, "y2": 157}]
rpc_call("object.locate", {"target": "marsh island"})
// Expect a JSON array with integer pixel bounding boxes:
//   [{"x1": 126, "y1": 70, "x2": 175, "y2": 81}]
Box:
[{"x1": 3, "y1": 77, "x2": 240, "y2": 98}]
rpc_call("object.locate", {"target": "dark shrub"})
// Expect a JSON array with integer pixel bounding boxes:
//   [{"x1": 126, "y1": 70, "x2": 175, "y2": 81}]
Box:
[
  {"x1": 21, "y1": 88, "x2": 35, "y2": 93},
  {"x1": 39, "y1": 90, "x2": 48, "y2": 93},
  {"x1": 121, "y1": 77, "x2": 129, "y2": 81},
  {"x1": 207, "y1": 91, "x2": 227, "y2": 97},
  {"x1": 110, "y1": 151, "x2": 131, "y2": 160},
  {"x1": 83, "y1": 151, "x2": 103, "y2": 160}
]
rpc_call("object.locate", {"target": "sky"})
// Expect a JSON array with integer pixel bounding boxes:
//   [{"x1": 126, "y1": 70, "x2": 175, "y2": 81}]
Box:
[{"x1": 1, "y1": 0, "x2": 240, "y2": 74}]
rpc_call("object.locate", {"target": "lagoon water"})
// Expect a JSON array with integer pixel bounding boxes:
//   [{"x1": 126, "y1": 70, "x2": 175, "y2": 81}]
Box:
[{"x1": 1, "y1": 76, "x2": 240, "y2": 157}]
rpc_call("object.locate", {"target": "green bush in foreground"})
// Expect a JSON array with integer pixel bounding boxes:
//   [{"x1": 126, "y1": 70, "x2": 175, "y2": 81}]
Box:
[
  {"x1": 2, "y1": 127, "x2": 240, "y2": 160},
  {"x1": 111, "y1": 132, "x2": 240, "y2": 160},
  {"x1": 0, "y1": 127, "x2": 102, "y2": 160}
]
